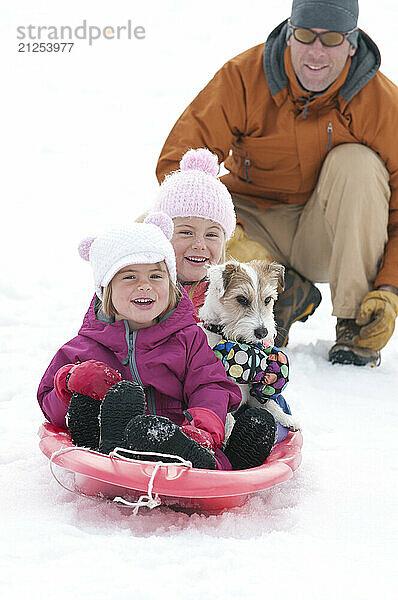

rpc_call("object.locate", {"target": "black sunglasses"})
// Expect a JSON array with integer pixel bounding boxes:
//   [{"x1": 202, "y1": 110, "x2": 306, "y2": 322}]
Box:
[{"x1": 288, "y1": 19, "x2": 357, "y2": 47}]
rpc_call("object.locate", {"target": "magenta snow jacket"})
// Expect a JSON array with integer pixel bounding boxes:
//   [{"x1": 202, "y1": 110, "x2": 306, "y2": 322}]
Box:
[{"x1": 37, "y1": 288, "x2": 241, "y2": 449}]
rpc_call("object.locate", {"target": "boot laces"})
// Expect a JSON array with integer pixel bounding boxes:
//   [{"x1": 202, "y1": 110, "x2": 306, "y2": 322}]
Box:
[{"x1": 336, "y1": 318, "x2": 360, "y2": 344}]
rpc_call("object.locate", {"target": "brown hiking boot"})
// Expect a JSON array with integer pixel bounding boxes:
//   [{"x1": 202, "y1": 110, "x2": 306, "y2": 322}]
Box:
[
  {"x1": 274, "y1": 269, "x2": 322, "y2": 347},
  {"x1": 328, "y1": 318, "x2": 381, "y2": 367}
]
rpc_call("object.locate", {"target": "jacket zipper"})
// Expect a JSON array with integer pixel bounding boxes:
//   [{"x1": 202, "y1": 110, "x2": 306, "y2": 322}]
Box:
[
  {"x1": 301, "y1": 98, "x2": 311, "y2": 119},
  {"x1": 146, "y1": 387, "x2": 156, "y2": 415},
  {"x1": 326, "y1": 122, "x2": 333, "y2": 151},
  {"x1": 245, "y1": 156, "x2": 251, "y2": 182},
  {"x1": 122, "y1": 323, "x2": 156, "y2": 415}
]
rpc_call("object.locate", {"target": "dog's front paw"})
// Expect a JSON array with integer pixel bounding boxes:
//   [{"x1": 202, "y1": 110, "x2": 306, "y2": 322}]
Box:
[
  {"x1": 224, "y1": 412, "x2": 236, "y2": 442},
  {"x1": 278, "y1": 414, "x2": 301, "y2": 431}
]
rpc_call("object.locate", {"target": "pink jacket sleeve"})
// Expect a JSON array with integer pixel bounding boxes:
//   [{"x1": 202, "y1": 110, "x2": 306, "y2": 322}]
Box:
[{"x1": 182, "y1": 406, "x2": 226, "y2": 448}]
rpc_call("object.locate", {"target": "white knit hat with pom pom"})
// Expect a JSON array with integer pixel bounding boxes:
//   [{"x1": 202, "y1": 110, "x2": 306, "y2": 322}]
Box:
[
  {"x1": 153, "y1": 148, "x2": 236, "y2": 240},
  {"x1": 78, "y1": 213, "x2": 177, "y2": 299}
]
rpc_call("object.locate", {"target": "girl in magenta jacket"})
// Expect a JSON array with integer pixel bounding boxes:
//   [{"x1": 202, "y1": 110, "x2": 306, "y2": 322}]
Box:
[{"x1": 38, "y1": 214, "x2": 242, "y2": 470}]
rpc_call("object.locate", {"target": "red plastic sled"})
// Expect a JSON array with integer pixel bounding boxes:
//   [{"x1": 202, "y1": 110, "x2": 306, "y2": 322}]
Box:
[{"x1": 38, "y1": 422, "x2": 303, "y2": 512}]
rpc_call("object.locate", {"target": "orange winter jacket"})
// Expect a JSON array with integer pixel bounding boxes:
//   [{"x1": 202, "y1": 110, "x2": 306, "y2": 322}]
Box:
[{"x1": 156, "y1": 21, "x2": 398, "y2": 289}]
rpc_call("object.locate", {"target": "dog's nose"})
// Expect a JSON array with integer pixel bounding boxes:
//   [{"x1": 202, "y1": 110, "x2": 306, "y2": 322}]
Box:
[{"x1": 254, "y1": 326, "x2": 268, "y2": 339}]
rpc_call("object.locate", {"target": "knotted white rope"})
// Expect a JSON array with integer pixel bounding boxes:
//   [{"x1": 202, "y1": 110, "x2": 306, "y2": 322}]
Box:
[{"x1": 110, "y1": 448, "x2": 192, "y2": 515}]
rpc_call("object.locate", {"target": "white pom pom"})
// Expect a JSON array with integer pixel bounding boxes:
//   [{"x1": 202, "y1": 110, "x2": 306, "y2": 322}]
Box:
[
  {"x1": 144, "y1": 212, "x2": 174, "y2": 240},
  {"x1": 78, "y1": 237, "x2": 95, "y2": 261},
  {"x1": 180, "y1": 148, "x2": 219, "y2": 177}
]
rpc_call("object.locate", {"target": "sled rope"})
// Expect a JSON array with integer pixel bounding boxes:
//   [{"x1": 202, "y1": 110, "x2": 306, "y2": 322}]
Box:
[
  {"x1": 49, "y1": 446, "x2": 100, "y2": 498},
  {"x1": 112, "y1": 461, "x2": 161, "y2": 514},
  {"x1": 49, "y1": 446, "x2": 192, "y2": 515},
  {"x1": 110, "y1": 448, "x2": 192, "y2": 515}
]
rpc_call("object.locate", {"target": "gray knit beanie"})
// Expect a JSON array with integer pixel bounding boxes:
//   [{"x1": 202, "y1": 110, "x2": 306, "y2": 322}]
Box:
[{"x1": 289, "y1": 0, "x2": 359, "y2": 46}]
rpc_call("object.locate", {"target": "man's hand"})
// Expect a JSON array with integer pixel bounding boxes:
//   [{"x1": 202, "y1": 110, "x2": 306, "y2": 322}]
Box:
[{"x1": 355, "y1": 289, "x2": 398, "y2": 351}]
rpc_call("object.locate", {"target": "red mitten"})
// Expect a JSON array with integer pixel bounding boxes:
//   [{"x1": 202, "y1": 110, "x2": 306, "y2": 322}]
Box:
[
  {"x1": 54, "y1": 363, "x2": 75, "y2": 406},
  {"x1": 67, "y1": 360, "x2": 122, "y2": 401},
  {"x1": 54, "y1": 360, "x2": 122, "y2": 406},
  {"x1": 180, "y1": 424, "x2": 215, "y2": 451}
]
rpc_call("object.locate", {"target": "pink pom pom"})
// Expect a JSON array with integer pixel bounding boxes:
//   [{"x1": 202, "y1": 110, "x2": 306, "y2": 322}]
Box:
[
  {"x1": 78, "y1": 237, "x2": 95, "y2": 261},
  {"x1": 144, "y1": 212, "x2": 174, "y2": 240},
  {"x1": 180, "y1": 148, "x2": 219, "y2": 177}
]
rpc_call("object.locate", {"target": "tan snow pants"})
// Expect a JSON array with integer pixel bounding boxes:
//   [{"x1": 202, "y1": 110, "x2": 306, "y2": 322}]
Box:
[{"x1": 233, "y1": 144, "x2": 390, "y2": 318}]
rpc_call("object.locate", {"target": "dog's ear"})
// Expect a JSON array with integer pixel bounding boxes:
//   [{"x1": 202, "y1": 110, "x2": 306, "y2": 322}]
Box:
[
  {"x1": 221, "y1": 262, "x2": 241, "y2": 292},
  {"x1": 207, "y1": 262, "x2": 240, "y2": 299},
  {"x1": 271, "y1": 263, "x2": 285, "y2": 292}
]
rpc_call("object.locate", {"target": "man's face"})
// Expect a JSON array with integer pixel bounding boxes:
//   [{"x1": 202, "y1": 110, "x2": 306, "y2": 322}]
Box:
[{"x1": 287, "y1": 28, "x2": 356, "y2": 92}]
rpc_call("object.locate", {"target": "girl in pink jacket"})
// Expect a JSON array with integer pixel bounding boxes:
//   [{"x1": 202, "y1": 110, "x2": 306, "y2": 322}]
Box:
[
  {"x1": 153, "y1": 148, "x2": 235, "y2": 321},
  {"x1": 38, "y1": 214, "x2": 244, "y2": 470}
]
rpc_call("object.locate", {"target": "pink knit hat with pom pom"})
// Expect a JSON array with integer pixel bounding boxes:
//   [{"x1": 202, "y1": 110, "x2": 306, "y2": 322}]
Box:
[
  {"x1": 153, "y1": 148, "x2": 236, "y2": 240},
  {"x1": 78, "y1": 213, "x2": 177, "y2": 299}
]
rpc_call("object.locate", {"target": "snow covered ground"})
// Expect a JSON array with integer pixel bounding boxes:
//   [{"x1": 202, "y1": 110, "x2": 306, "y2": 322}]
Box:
[{"x1": 1, "y1": 0, "x2": 397, "y2": 598}]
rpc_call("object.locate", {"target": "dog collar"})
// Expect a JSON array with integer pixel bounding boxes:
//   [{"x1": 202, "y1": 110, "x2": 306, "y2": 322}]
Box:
[
  {"x1": 203, "y1": 323, "x2": 224, "y2": 336},
  {"x1": 203, "y1": 323, "x2": 274, "y2": 349}
]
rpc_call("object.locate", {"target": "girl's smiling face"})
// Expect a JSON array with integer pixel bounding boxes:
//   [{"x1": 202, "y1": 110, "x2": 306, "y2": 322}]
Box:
[
  {"x1": 171, "y1": 216, "x2": 225, "y2": 282},
  {"x1": 111, "y1": 262, "x2": 170, "y2": 329}
]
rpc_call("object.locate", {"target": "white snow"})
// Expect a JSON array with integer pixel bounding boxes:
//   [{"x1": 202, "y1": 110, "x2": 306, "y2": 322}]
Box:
[
  {"x1": 147, "y1": 422, "x2": 174, "y2": 443},
  {"x1": 1, "y1": 0, "x2": 397, "y2": 598}
]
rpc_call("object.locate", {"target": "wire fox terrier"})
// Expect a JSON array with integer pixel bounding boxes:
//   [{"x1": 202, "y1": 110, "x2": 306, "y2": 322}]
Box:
[{"x1": 199, "y1": 260, "x2": 301, "y2": 433}]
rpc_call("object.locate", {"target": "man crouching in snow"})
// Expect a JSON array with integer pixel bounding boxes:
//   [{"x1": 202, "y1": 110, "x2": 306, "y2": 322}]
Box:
[{"x1": 156, "y1": 0, "x2": 398, "y2": 367}]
